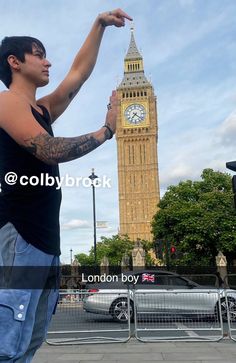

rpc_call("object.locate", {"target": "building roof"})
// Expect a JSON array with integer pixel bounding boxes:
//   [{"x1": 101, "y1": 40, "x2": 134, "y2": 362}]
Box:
[
  {"x1": 118, "y1": 28, "x2": 151, "y2": 89},
  {"x1": 125, "y1": 27, "x2": 142, "y2": 60}
]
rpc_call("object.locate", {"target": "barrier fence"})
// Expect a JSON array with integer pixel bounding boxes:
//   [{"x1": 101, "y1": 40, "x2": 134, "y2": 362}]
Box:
[
  {"x1": 225, "y1": 289, "x2": 236, "y2": 342},
  {"x1": 133, "y1": 289, "x2": 224, "y2": 342},
  {"x1": 46, "y1": 290, "x2": 131, "y2": 345},
  {"x1": 46, "y1": 288, "x2": 236, "y2": 345}
]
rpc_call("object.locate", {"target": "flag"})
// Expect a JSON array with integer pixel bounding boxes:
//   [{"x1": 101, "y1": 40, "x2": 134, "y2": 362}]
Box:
[{"x1": 142, "y1": 273, "x2": 155, "y2": 283}]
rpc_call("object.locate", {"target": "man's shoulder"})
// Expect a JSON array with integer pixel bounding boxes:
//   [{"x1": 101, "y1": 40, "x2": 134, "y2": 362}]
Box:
[
  {"x1": 0, "y1": 91, "x2": 12, "y2": 115},
  {"x1": 0, "y1": 91, "x2": 30, "y2": 110},
  {"x1": 0, "y1": 90, "x2": 15, "y2": 105},
  {"x1": 0, "y1": 90, "x2": 9, "y2": 100},
  {"x1": 0, "y1": 91, "x2": 31, "y2": 127}
]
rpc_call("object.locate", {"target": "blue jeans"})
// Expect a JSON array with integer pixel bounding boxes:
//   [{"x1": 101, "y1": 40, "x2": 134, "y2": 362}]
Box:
[{"x1": 0, "y1": 222, "x2": 59, "y2": 362}]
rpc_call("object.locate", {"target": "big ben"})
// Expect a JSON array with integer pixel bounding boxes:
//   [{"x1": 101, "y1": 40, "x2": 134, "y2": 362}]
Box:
[{"x1": 116, "y1": 27, "x2": 160, "y2": 241}]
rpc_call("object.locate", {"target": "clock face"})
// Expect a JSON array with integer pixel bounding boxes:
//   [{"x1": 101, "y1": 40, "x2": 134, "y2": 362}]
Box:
[{"x1": 124, "y1": 104, "x2": 146, "y2": 125}]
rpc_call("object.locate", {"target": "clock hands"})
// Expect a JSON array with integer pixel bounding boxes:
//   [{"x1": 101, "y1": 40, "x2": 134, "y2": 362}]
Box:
[
  {"x1": 132, "y1": 112, "x2": 142, "y2": 123},
  {"x1": 125, "y1": 104, "x2": 146, "y2": 124}
]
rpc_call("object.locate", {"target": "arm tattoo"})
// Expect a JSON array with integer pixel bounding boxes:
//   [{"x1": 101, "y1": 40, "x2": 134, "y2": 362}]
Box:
[
  {"x1": 68, "y1": 86, "x2": 81, "y2": 100},
  {"x1": 22, "y1": 132, "x2": 101, "y2": 165}
]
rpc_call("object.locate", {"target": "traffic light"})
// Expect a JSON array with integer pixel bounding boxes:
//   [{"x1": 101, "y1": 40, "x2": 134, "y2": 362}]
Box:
[{"x1": 170, "y1": 246, "x2": 177, "y2": 259}]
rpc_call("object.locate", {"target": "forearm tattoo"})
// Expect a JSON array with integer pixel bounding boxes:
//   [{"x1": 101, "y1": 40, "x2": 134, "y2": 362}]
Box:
[{"x1": 22, "y1": 133, "x2": 101, "y2": 164}]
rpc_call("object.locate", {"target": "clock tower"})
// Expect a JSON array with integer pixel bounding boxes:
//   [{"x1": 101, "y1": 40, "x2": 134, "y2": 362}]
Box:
[{"x1": 116, "y1": 28, "x2": 160, "y2": 241}]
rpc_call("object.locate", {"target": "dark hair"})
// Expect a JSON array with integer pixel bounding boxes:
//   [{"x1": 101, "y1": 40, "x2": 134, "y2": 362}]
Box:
[{"x1": 0, "y1": 36, "x2": 46, "y2": 88}]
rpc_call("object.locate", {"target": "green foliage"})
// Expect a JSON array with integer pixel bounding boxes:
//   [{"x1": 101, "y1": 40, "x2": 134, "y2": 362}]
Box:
[
  {"x1": 75, "y1": 235, "x2": 155, "y2": 266},
  {"x1": 74, "y1": 253, "x2": 94, "y2": 266},
  {"x1": 152, "y1": 169, "x2": 236, "y2": 266},
  {"x1": 75, "y1": 234, "x2": 134, "y2": 266}
]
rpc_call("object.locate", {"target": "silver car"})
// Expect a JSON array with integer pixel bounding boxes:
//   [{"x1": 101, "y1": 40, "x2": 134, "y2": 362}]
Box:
[{"x1": 83, "y1": 270, "x2": 236, "y2": 323}]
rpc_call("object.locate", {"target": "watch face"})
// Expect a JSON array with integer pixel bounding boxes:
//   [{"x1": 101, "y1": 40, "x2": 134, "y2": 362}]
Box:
[{"x1": 124, "y1": 104, "x2": 146, "y2": 125}]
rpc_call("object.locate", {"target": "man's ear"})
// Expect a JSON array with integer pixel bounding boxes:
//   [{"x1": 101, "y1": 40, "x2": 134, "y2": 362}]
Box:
[{"x1": 7, "y1": 55, "x2": 20, "y2": 70}]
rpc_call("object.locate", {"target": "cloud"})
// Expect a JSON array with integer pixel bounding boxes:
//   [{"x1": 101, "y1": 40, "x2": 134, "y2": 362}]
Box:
[
  {"x1": 217, "y1": 111, "x2": 236, "y2": 146},
  {"x1": 62, "y1": 219, "x2": 90, "y2": 231}
]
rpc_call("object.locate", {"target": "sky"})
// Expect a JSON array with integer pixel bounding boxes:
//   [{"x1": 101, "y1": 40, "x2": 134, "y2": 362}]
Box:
[{"x1": 0, "y1": 0, "x2": 236, "y2": 263}]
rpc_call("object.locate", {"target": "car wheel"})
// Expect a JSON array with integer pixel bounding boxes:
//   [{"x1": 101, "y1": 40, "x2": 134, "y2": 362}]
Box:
[
  {"x1": 110, "y1": 298, "x2": 134, "y2": 323},
  {"x1": 216, "y1": 298, "x2": 236, "y2": 322}
]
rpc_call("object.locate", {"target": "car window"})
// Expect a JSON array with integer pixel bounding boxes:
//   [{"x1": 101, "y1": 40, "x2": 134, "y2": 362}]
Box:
[
  {"x1": 135, "y1": 273, "x2": 168, "y2": 285},
  {"x1": 167, "y1": 276, "x2": 189, "y2": 286}
]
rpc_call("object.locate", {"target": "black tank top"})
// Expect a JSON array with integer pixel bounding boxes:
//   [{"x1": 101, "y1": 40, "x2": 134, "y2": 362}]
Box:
[{"x1": 0, "y1": 105, "x2": 62, "y2": 255}]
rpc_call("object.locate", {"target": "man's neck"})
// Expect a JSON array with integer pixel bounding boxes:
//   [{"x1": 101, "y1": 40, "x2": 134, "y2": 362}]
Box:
[{"x1": 9, "y1": 81, "x2": 37, "y2": 107}]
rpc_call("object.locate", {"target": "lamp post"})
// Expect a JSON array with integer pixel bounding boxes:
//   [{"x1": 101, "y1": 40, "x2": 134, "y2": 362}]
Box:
[
  {"x1": 89, "y1": 168, "x2": 98, "y2": 263},
  {"x1": 70, "y1": 248, "x2": 73, "y2": 265}
]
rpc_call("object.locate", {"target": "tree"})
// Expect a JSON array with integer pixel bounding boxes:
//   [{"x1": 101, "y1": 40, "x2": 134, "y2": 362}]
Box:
[
  {"x1": 75, "y1": 235, "x2": 134, "y2": 266},
  {"x1": 151, "y1": 169, "x2": 236, "y2": 266},
  {"x1": 75, "y1": 235, "x2": 156, "y2": 267}
]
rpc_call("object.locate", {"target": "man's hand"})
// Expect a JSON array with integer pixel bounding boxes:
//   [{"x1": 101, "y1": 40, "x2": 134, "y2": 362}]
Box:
[
  {"x1": 98, "y1": 8, "x2": 133, "y2": 28},
  {"x1": 105, "y1": 90, "x2": 118, "y2": 135}
]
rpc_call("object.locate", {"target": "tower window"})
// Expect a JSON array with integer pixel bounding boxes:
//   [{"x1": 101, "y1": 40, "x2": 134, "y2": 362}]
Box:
[
  {"x1": 141, "y1": 91, "x2": 143, "y2": 96},
  {"x1": 128, "y1": 145, "x2": 131, "y2": 164},
  {"x1": 144, "y1": 91, "x2": 147, "y2": 96},
  {"x1": 137, "y1": 92, "x2": 139, "y2": 97}
]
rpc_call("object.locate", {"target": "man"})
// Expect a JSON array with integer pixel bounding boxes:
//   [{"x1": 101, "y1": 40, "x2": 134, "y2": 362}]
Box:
[{"x1": 0, "y1": 8, "x2": 132, "y2": 362}]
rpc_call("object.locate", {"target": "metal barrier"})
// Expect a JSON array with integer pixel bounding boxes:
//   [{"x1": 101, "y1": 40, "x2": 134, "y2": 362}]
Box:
[
  {"x1": 46, "y1": 290, "x2": 131, "y2": 345},
  {"x1": 133, "y1": 289, "x2": 224, "y2": 342},
  {"x1": 225, "y1": 274, "x2": 236, "y2": 289},
  {"x1": 225, "y1": 289, "x2": 236, "y2": 341}
]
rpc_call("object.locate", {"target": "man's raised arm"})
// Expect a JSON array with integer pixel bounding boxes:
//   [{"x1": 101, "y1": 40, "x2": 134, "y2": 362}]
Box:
[{"x1": 39, "y1": 8, "x2": 132, "y2": 122}]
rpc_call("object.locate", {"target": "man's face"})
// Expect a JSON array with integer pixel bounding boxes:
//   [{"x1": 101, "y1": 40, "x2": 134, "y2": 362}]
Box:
[{"x1": 20, "y1": 44, "x2": 51, "y2": 87}]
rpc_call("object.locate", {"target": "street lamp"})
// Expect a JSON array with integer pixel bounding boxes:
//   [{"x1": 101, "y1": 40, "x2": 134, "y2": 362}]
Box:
[
  {"x1": 89, "y1": 168, "x2": 98, "y2": 263},
  {"x1": 70, "y1": 248, "x2": 73, "y2": 265}
]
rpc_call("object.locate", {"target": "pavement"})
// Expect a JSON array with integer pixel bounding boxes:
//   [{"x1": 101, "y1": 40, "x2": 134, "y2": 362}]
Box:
[{"x1": 33, "y1": 338, "x2": 236, "y2": 363}]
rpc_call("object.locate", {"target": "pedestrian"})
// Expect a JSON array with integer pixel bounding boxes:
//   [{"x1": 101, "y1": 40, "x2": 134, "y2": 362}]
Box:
[{"x1": 0, "y1": 8, "x2": 132, "y2": 362}]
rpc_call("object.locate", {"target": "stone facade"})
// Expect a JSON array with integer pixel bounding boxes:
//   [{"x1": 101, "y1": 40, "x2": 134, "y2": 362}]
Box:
[{"x1": 116, "y1": 28, "x2": 160, "y2": 241}]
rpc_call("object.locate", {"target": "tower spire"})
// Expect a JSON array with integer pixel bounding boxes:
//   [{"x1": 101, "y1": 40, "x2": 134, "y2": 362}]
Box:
[
  {"x1": 118, "y1": 26, "x2": 150, "y2": 89},
  {"x1": 125, "y1": 25, "x2": 142, "y2": 60}
]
